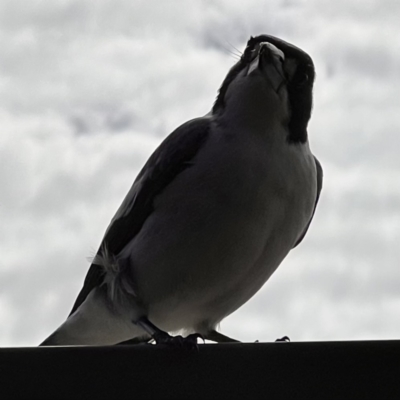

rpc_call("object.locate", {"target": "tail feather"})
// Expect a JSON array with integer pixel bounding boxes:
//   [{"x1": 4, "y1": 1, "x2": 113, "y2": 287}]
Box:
[{"x1": 40, "y1": 287, "x2": 147, "y2": 346}]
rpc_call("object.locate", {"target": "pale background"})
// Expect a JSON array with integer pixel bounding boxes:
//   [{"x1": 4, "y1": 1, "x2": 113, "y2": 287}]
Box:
[{"x1": 1, "y1": 0, "x2": 400, "y2": 346}]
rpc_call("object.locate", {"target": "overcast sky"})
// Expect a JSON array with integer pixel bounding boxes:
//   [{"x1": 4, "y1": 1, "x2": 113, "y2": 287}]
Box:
[{"x1": 1, "y1": 0, "x2": 400, "y2": 346}]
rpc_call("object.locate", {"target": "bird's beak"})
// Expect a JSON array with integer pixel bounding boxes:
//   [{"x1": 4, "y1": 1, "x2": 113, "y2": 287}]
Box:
[{"x1": 247, "y1": 42, "x2": 286, "y2": 93}]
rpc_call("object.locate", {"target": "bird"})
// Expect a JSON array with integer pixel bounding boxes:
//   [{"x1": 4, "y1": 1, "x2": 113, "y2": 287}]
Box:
[{"x1": 40, "y1": 34, "x2": 322, "y2": 346}]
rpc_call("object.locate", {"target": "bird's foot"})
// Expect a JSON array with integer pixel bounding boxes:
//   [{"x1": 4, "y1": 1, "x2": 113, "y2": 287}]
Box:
[
  {"x1": 134, "y1": 316, "x2": 203, "y2": 349},
  {"x1": 153, "y1": 331, "x2": 203, "y2": 350},
  {"x1": 275, "y1": 335, "x2": 290, "y2": 342}
]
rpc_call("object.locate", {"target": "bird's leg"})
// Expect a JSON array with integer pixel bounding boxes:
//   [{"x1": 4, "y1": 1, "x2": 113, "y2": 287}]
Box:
[
  {"x1": 204, "y1": 329, "x2": 240, "y2": 343},
  {"x1": 134, "y1": 316, "x2": 202, "y2": 348},
  {"x1": 204, "y1": 329, "x2": 290, "y2": 343}
]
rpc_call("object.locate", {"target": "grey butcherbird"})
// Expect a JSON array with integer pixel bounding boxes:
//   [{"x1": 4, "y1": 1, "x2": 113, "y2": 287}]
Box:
[{"x1": 41, "y1": 35, "x2": 322, "y2": 346}]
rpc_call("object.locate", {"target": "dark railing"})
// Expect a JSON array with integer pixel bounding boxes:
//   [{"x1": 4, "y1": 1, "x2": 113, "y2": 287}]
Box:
[{"x1": 1, "y1": 341, "x2": 399, "y2": 399}]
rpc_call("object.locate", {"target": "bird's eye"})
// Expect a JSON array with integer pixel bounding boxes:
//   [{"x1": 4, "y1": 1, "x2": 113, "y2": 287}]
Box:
[
  {"x1": 296, "y1": 72, "x2": 309, "y2": 86},
  {"x1": 243, "y1": 46, "x2": 257, "y2": 61}
]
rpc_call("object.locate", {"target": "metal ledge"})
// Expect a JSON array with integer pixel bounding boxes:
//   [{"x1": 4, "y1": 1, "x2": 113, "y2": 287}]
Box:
[{"x1": 1, "y1": 341, "x2": 400, "y2": 399}]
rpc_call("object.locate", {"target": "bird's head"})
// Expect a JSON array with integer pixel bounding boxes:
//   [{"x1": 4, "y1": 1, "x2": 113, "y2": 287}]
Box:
[{"x1": 213, "y1": 35, "x2": 315, "y2": 143}]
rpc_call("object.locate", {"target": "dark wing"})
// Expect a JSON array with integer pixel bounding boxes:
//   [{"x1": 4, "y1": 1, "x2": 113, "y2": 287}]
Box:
[
  {"x1": 68, "y1": 117, "x2": 211, "y2": 316},
  {"x1": 293, "y1": 156, "x2": 323, "y2": 248}
]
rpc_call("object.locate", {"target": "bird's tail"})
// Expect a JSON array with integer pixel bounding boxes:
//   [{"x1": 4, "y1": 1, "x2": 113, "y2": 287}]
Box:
[{"x1": 39, "y1": 287, "x2": 148, "y2": 346}]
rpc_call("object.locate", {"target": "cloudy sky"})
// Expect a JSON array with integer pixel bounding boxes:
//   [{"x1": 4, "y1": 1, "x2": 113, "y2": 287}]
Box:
[{"x1": 1, "y1": 0, "x2": 400, "y2": 347}]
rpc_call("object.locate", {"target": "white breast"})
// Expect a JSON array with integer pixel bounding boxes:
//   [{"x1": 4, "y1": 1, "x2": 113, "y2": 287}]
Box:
[{"x1": 121, "y1": 126, "x2": 317, "y2": 333}]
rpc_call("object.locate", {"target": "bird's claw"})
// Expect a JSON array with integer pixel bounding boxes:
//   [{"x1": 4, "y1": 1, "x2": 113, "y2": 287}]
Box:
[
  {"x1": 153, "y1": 332, "x2": 203, "y2": 350},
  {"x1": 275, "y1": 335, "x2": 290, "y2": 342}
]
